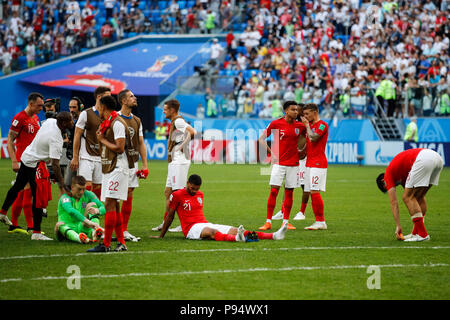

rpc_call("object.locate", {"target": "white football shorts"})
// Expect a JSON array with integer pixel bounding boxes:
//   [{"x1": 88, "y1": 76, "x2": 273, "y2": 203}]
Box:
[
  {"x1": 269, "y1": 164, "x2": 299, "y2": 188},
  {"x1": 166, "y1": 162, "x2": 190, "y2": 190},
  {"x1": 78, "y1": 159, "x2": 103, "y2": 184},
  {"x1": 297, "y1": 159, "x2": 307, "y2": 187},
  {"x1": 128, "y1": 162, "x2": 139, "y2": 189},
  {"x1": 304, "y1": 167, "x2": 327, "y2": 192},
  {"x1": 186, "y1": 222, "x2": 233, "y2": 240},
  {"x1": 405, "y1": 149, "x2": 443, "y2": 189},
  {"x1": 101, "y1": 168, "x2": 129, "y2": 201}
]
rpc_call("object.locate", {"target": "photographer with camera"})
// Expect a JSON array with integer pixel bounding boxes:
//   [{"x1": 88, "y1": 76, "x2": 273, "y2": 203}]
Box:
[{"x1": 64, "y1": 97, "x2": 84, "y2": 190}]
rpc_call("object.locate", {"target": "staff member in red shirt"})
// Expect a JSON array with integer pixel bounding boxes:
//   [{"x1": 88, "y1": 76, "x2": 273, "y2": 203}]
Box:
[{"x1": 376, "y1": 148, "x2": 444, "y2": 242}]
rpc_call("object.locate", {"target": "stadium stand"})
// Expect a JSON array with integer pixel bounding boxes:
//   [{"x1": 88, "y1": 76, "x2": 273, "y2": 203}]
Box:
[{"x1": 0, "y1": 0, "x2": 449, "y2": 120}]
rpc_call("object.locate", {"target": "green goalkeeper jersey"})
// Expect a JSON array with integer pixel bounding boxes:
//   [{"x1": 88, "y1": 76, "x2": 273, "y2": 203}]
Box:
[{"x1": 58, "y1": 190, "x2": 106, "y2": 226}]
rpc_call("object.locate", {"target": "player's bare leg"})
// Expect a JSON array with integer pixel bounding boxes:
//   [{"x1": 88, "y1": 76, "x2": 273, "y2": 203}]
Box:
[{"x1": 402, "y1": 187, "x2": 430, "y2": 242}]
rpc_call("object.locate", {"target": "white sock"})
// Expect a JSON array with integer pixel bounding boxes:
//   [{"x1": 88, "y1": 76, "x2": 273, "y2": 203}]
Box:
[
  {"x1": 266, "y1": 219, "x2": 271, "y2": 223},
  {"x1": 283, "y1": 219, "x2": 289, "y2": 225}
]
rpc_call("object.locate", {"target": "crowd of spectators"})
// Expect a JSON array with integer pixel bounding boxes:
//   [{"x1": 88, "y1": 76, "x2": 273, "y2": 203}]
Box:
[
  {"x1": 214, "y1": 0, "x2": 450, "y2": 119},
  {"x1": 0, "y1": 0, "x2": 235, "y2": 75}
]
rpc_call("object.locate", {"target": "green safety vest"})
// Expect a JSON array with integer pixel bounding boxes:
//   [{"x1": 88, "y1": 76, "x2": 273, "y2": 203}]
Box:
[
  {"x1": 441, "y1": 93, "x2": 450, "y2": 114},
  {"x1": 205, "y1": 14, "x2": 215, "y2": 30},
  {"x1": 155, "y1": 126, "x2": 167, "y2": 140},
  {"x1": 375, "y1": 80, "x2": 396, "y2": 100},
  {"x1": 272, "y1": 99, "x2": 283, "y2": 118},
  {"x1": 207, "y1": 99, "x2": 217, "y2": 116},
  {"x1": 295, "y1": 88, "x2": 304, "y2": 104},
  {"x1": 339, "y1": 94, "x2": 350, "y2": 113},
  {"x1": 404, "y1": 122, "x2": 418, "y2": 142}
]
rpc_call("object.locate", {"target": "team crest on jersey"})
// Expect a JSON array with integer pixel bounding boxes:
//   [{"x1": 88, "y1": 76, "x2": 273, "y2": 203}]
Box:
[
  {"x1": 12, "y1": 119, "x2": 19, "y2": 127},
  {"x1": 197, "y1": 197, "x2": 202, "y2": 205},
  {"x1": 319, "y1": 124, "x2": 325, "y2": 131},
  {"x1": 82, "y1": 202, "x2": 87, "y2": 208},
  {"x1": 295, "y1": 128, "x2": 300, "y2": 135}
]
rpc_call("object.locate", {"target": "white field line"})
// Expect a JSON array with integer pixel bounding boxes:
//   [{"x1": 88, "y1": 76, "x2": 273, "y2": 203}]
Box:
[
  {"x1": 1, "y1": 246, "x2": 450, "y2": 261},
  {"x1": 1, "y1": 263, "x2": 448, "y2": 283}
]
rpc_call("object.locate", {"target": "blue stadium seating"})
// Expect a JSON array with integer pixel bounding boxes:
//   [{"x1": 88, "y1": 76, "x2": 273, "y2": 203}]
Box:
[
  {"x1": 187, "y1": 0, "x2": 195, "y2": 8},
  {"x1": 138, "y1": 1, "x2": 146, "y2": 10},
  {"x1": 98, "y1": 17, "x2": 106, "y2": 26},
  {"x1": 178, "y1": 1, "x2": 186, "y2": 10},
  {"x1": 25, "y1": 1, "x2": 34, "y2": 9},
  {"x1": 91, "y1": 1, "x2": 98, "y2": 8},
  {"x1": 158, "y1": 1, "x2": 167, "y2": 10},
  {"x1": 128, "y1": 32, "x2": 137, "y2": 38},
  {"x1": 80, "y1": 1, "x2": 86, "y2": 9}
]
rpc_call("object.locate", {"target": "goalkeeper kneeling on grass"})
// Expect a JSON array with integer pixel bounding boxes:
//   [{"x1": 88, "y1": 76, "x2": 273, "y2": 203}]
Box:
[{"x1": 55, "y1": 175, "x2": 105, "y2": 244}]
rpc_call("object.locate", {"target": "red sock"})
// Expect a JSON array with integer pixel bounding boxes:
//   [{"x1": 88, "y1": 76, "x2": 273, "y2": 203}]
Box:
[
  {"x1": 103, "y1": 211, "x2": 116, "y2": 248},
  {"x1": 93, "y1": 188, "x2": 102, "y2": 200},
  {"x1": 266, "y1": 188, "x2": 279, "y2": 220},
  {"x1": 255, "y1": 231, "x2": 273, "y2": 240},
  {"x1": 11, "y1": 190, "x2": 24, "y2": 226},
  {"x1": 311, "y1": 193, "x2": 325, "y2": 222},
  {"x1": 121, "y1": 197, "x2": 133, "y2": 232},
  {"x1": 412, "y1": 216, "x2": 428, "y2": 238},
  {"x1": 412, "y1": 212, "x2": 426, "y2": 235},
  {"x1": 115, "y1": 211, "x2": 125, "y2": 245},
  {"x1": 282, "y1": 189, "x2": 293, "y2": 220},
  {"x1": 22, "y1": 189, "x2": 34, "y2": 229},
  {"x1": 300, "y1": 202, "x2": 308, "y2": 214},
  {"x1": 0, "y1": 209, "x2": 7, "y2": 215},
  {"x1": 214, "y1": 232, "x2": 236, "y2": 242},
  {"x1": 244, "y1": 230, "x2": 273, "y2": 240}
]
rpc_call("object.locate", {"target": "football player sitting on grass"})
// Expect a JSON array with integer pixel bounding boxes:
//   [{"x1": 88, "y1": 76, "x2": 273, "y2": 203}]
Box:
[{"x1": 55, "y1": 175, "x2": 104, "y2": 244}]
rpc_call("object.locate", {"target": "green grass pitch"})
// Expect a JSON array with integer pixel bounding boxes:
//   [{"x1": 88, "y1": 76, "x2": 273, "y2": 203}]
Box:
[{"x1": 0, "y1": 159, "x2": 449, "y2": 300}]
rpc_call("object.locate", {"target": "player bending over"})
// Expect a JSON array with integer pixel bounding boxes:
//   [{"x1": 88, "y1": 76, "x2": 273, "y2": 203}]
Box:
[
  {"x1": 150, "y1": 174, "x2": 288, "y2": 242},
  {"x1": 55, "y1": 175, "x2": 104, "y2": 244},
  {"x1": 376, "y1": 148, "x2": 443, "y2": 242}
]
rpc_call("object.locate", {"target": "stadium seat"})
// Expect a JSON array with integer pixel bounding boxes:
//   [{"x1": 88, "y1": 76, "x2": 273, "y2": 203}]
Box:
[
  {"x1": 98, "y1": 17, "x2": 106, "y2": 26},
  {"x1": 138, "y1": 1, "x2": 146, "y2": 10},
  {"x1": 91, "y1": 1, "x2": 98, "y2": 8},
  {"x1": 25, "y1": 1, "x2": 34, "y2": 9},
  {"x1": 143, "y1": 9, "x2": 151, "y2": 17},
  {"x1": 187, "y1": 0, "x2": 195, "y2": 8},
  {"x1": 158, "y1": 1, "x2": 167, "y2": 10},
  {"x1": 152, "y1": 10, "x2": 161, "y2": 19},
  {"x1": 80, "y1": 1, "x2": 86, "y2": 8},
  {"x1": 128, "y1": 32, "x2": 137, "y2": 38},
  {"x1": 178, "y1": 1, "x2": 186, "y2": 10}
]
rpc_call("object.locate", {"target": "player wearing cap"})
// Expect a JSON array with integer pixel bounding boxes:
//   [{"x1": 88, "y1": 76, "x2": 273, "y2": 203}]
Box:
[
  {"x1": 300, "y1": 103, "x2": 329, "y2": 230},
  {"x1": 376, "y1": 148, "x2": 443, "y2": 242},
  {"x1": 258, "y1": 101, "x2": 306, "y2": 231},
  {"x1": 150, "y1": 174, "x2": 288, "y2": 242},
  {"x1": 117, "y1": 89, "x2": 148, "y2": 242},
  {"x1": 2, "y1": 93, "x2": 42, "y2": 234},
  {"x1": 70, "y1": 86, "x2": 111, "y2": 199}
]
